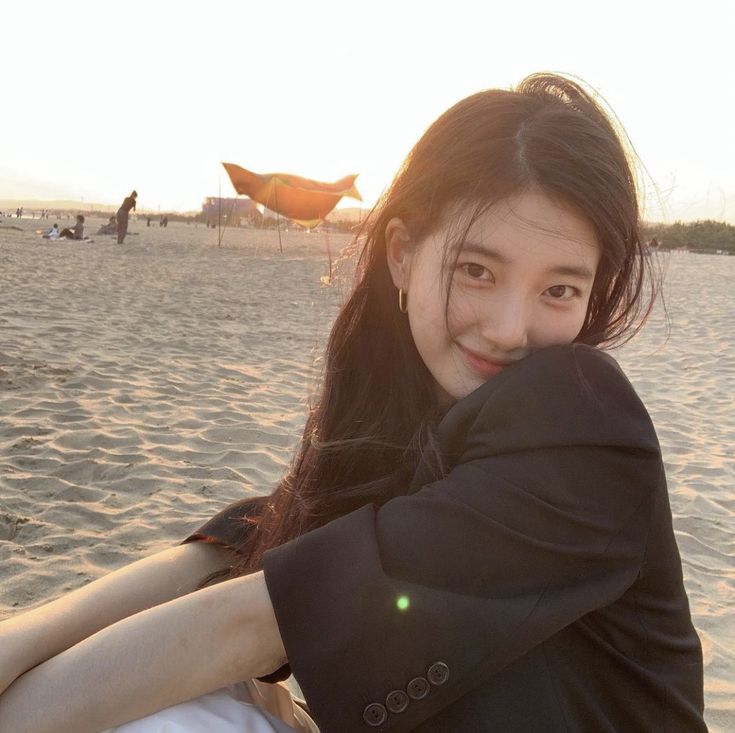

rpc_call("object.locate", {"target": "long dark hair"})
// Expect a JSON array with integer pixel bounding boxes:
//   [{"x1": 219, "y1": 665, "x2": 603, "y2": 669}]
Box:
[{"x1": 229, "y1": 72, "x2": 656, "y2": 575}]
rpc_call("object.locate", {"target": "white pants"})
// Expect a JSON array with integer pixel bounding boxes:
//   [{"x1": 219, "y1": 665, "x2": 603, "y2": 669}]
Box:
[{"x1": 102, "y1": 680, "x2": 319, "y2": 733}]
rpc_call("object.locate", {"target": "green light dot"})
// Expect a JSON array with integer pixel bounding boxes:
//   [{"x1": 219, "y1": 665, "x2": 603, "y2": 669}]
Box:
[{"x1": 397, "y1": 595, "x2": 410, "y2": 611}]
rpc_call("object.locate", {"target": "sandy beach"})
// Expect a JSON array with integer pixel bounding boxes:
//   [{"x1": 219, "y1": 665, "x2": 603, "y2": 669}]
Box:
[{"x1": 1, "y1": 218, "x2": 733, "y2": 731}]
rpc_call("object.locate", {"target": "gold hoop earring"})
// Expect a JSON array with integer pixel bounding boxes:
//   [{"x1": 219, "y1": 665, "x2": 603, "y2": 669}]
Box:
[{"x1": 398, "y1": 288, "x2": 408, "y2": 314}]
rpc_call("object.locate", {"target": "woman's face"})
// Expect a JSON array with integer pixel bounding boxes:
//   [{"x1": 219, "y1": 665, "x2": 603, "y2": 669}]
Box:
[{"x1": 386, "y1": 189, "x2": 601, "y2": 402}]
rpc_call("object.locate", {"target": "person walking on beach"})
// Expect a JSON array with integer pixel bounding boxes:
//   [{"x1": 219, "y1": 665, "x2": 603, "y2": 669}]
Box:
[
  {"x1": 0, "y1": 74, "x2": 707, "y2": 733},
  {"x1": 116, "y1": 190, "x2": 137, "y2": 244}
]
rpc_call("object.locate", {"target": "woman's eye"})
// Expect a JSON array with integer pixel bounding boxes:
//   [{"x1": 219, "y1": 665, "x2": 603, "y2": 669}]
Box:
[
  {"x1": 460, "y1": 263, "x2": 491, "y2": 280},
  {"x1": 545, "y1": 285, "x2": 577, "y2": 299}
]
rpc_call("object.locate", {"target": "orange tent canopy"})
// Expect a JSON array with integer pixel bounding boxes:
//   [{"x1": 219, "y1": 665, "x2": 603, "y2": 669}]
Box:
[{"x1": 222, "y1": 162, "x2": 361, "y2": 228}]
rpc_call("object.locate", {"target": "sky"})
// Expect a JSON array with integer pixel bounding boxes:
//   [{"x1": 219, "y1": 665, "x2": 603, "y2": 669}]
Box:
[{"x1": 1, "y1": 0, "x2": 733, "y2": 223}]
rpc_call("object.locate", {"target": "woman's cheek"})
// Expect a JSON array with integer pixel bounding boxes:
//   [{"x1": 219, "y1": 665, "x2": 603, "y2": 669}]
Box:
[
  {"x1": 537, "y1": 309, "x2": 585, "y2": 347},
  {"x1": 446, "y1": 290, "x2": 477, "y2": 332}
]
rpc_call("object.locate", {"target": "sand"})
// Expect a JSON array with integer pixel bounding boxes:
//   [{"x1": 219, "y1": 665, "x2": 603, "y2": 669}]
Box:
[{"x1": 1, "y1": 217, "x2": 733, "y2": 731}]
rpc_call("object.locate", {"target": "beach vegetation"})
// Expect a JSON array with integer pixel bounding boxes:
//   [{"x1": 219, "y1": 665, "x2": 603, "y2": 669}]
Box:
[{"x1": 644, "y1": 220, "x2": 735, "y2": 254}]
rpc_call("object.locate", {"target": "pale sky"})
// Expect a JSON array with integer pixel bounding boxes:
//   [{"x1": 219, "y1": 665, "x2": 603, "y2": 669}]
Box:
[{"x1": 1, "y1": 0, "x2": 733, "y2": 223}]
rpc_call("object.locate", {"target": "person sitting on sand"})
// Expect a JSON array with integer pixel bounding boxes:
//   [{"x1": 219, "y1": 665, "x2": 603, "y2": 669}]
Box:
[
  {"x1": 0, "y1": 73, "x2": 706, "y2": 733},
  {"x1": 59, "y1": 214, "x2": 85, "y2": 240},
  {"x1": 42, "y1": 223, "x2": 60, "y2": 239},
  {"x1": 97, "y1": 215, "x2": 118, "y2": 235}
]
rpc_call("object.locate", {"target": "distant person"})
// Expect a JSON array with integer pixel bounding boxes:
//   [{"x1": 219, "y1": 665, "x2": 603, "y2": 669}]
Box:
[
  {"x1": 59, "y1": 214, "x2": 85, "y2": 240},
  {"x1": 116, "y1": 190, "x2": 137, "y2": 244},
  {"x1": 43, "y1": 223, "x2": 60, "y2": 239},
  {"x1": 146, "y1": 216, "x2": 151, "y2": 227},
  {"x1": 97, "y1": 216, "x2": 118, "y2": 235}
]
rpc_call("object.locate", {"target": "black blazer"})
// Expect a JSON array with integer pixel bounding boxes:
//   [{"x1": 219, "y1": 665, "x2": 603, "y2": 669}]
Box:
[{"x1": 187, "y1": 345, "x2": 706, "y2": 732}]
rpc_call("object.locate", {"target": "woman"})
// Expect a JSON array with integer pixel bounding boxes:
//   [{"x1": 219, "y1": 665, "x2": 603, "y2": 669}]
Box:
[{"x1": 0, "y1": 74, "x2": 706, "y2": 732}]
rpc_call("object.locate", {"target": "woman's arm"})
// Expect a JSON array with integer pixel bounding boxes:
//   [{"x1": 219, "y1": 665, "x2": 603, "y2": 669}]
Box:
[
  {"x1": 0, "y1": 571, "x2": 285, "y2": 733},
  {"x1": 0, "y1": 541, "x2": 236, "y2": 695}
]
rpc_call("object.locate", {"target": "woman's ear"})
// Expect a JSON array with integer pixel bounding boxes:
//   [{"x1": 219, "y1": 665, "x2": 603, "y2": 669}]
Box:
[{"x1": 385, "y1": 217, "x2": 413, "y2": 289}]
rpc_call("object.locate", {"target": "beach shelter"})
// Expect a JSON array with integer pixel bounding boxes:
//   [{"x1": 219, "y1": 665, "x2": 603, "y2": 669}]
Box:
[{"x1": 221, "y1": 162, "x2": 362, "y2": 229}]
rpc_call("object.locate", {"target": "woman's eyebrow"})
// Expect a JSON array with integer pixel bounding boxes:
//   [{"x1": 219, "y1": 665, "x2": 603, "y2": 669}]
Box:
[
  {"x1": 547, "y1": 263, "x2": 596, "y2": 279},
  {"x1": 460, "y1": 241, "x2": 596, "y2": 280}
]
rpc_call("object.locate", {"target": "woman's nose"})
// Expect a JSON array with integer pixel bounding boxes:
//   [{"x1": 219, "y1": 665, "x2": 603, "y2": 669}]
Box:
[{"x1": 481, "y1": 298, "x2": 529, "y2": 353}]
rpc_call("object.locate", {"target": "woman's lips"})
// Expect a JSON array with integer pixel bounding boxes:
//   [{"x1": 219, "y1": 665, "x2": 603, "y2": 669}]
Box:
[{"x1": 458, "y1": 345, "x2": 507, "y2": 379}]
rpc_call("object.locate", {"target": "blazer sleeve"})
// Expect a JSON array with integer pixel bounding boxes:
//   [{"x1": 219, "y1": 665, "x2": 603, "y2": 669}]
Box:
[{"x1": 262, "y1": 344, "x2": 664, "y2": 732}]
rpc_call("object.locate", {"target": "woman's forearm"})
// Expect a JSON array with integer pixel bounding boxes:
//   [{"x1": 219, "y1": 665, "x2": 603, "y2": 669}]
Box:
[
  {"x1": 0, "y1": 571, "x2": 286, "y2": 733},
  {"x1": 0, "y1": 542, "x2": 235, "y2": 687}
]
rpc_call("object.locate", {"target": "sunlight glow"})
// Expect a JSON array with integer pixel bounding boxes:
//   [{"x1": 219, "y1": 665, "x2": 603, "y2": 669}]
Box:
[{"x1": 0, "y1": 1, "x2": 732, "y2": 222}]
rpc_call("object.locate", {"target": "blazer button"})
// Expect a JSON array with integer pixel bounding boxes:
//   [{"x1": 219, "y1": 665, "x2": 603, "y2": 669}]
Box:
[
  {"x1": 385, "y1": 689, "x2": 409, "y2": 713},
  {"x1": 407, "y1": 676, "x2": 430, "y2": 700},
  {"x1": 363, "y1": 702, "x2": 388, "y2": 727},
  {"x1": 427, "y1": 661, "x2": 450, "y2": 686}
]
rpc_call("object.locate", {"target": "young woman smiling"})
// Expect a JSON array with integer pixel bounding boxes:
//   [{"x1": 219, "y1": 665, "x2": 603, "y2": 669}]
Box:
[{"x1": 0, "y1": 73, "x2": 707, "y2": 733}]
